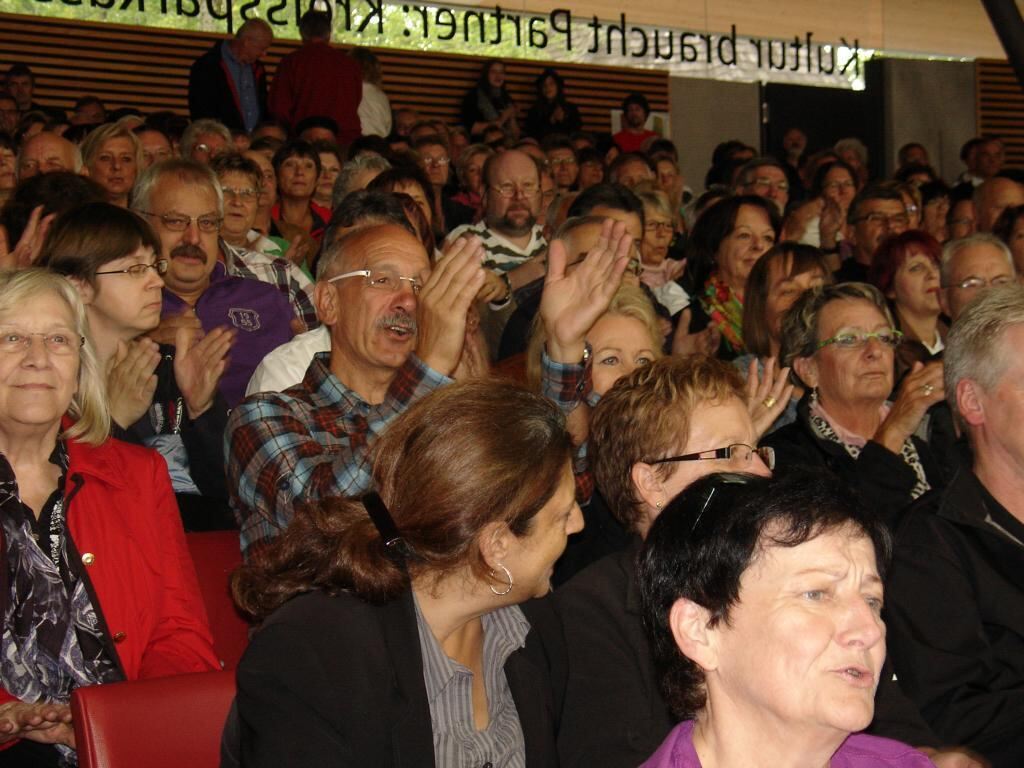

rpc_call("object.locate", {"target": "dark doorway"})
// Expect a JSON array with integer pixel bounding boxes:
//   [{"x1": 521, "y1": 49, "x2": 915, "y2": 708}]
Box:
[{"x1": 761, "y1": 60, "x2": 885, "y2": 187}]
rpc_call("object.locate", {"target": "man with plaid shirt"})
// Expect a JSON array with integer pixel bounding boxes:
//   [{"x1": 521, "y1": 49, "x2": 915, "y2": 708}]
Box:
[{"x1": 225, "y1": 215, "x2": 633, "y2": 559}]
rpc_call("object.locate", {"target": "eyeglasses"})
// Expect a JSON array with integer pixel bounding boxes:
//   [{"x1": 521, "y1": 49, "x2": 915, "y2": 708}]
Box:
[
  {"x1": 548, "y1": 157, "x2": 577, "y2": 167},
  {"x1": 139, "y1": 211, "x2": 223, "y2": 233},
  {"x1": 648, "y1": 443, "x2": 776, "y2": 471},
  {"x1": 947, "y1": 275, "x2": 1014, "y2": 291},
  {"x1": 422, "y1": 156, "x2": 450, "y2": 167},
  {"x1": 491, "y1": 182, "x2": 540, "y2": 199},
  {"x1": 222, "y1": 186, "x2": 258, "y2": 201},
  {"x1": 645, "y1": 221, "x2": 674, "y2": 234},
  {"x1": 95, "y1": 259, "x2": 168, "y2": 278},
  {"x1": 0, "y1": 329, "x2": 84, "y2": 355},
  {"x1": 749, "y1": 176, "x2": 789, "y2": 192},
  {"x1": 328, "y1": 268, "x2": 422, "y2": 294},
  {"x1": 816, "y1": 329, "x2": 903, "y2": 351},
  {"x1": 854, "y1": 212, "x2": 909, "y2": 227}
]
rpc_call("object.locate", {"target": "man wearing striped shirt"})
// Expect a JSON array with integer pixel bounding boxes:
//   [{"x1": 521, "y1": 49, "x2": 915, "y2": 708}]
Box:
[{"x1": 449, "y1": 149, "x2": 549, "y2": 357}]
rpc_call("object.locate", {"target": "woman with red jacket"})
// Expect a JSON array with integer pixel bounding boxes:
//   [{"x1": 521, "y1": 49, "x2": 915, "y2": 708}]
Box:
[{"x1": 0, "y1": 269, "x2": 219, "y2": 767}]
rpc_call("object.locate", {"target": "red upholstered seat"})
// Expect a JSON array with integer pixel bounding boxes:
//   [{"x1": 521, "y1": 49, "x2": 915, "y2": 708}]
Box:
[
  {"x1": 71, "y1": 670, "x2": 235, "y2": 768},
  {"x1": 186, "y1": 531, "x2": 251, "y2": 670}
]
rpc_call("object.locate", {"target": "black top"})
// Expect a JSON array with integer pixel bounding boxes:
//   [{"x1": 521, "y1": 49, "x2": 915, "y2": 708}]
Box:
[
  {"x1": 188, "y1": 41, "x2": 268, "y2": 131},
  {"x1": 524, "y1": 99, "x2": 582, "y2": 141},
  {"x1": 886, "y1": 468, "x2": 1024, "y2": 768},
  {"x1": 763, "y1": 394, "x2": 946, "y2": 529},
  {"x1": 227, "y1": 589, "x2": 565, "y2": 767}
]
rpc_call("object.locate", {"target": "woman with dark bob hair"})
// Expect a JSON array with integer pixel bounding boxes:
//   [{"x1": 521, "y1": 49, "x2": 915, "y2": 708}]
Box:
[
  {"x1": 226, "y1": 380, "x2": 583, "y2": 766},
  {"x1": 677, "y1": 194, "x2": 781, "y2": 359},
  {"x1": 461, "y1": 59, "x2": 520, "y2": 141},
  {"x1": 638, "y1": 470, "x2": 932, "y2": 768}
]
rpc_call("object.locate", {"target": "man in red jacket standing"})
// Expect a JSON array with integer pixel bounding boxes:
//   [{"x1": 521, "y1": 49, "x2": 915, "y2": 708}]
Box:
[{"x1": 269, "y1": 10, "x2": 363, "y2": 144}]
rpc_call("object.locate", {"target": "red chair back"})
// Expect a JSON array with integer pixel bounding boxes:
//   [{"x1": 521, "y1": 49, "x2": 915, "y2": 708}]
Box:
[
  {"x1": 72, "y1": 670, "x2": 235, "y2": 768},
  {"x1": 185, "y1": 531, "x2": 250, "y2": 670}
]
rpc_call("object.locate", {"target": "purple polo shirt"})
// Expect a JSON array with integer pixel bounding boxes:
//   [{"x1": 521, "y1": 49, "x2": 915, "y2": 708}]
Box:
[{"x1": 162, "y1": 262, "x2": 293, "y2": 408}]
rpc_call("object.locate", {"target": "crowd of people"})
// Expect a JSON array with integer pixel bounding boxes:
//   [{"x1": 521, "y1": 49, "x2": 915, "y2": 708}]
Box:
[{"x1": 0, "y1": 8, "x2": 1022, "y2": 767}]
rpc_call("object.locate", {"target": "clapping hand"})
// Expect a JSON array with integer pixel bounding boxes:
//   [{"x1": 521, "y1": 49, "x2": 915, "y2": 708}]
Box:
[
  {"x1": 174, "y1": 324, "x2": 234, "y2": 420},
  {"x1": 746, "y1": 357, "x2": 795, "y2": 439},
  {"x1": 0, "y1": 700, "x2": 75, "y2": 748},
  {"x1": 540, "y1": 218, "x2": 631, "y2": 363},
  {"x1": 107, "y1": 338, "x2": 161, "y2": 429}
]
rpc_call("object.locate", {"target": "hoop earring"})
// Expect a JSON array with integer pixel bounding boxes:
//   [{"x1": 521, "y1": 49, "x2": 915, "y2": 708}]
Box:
[{"x1": 489, "y1": 564, "x2": 514, "y2": 596}]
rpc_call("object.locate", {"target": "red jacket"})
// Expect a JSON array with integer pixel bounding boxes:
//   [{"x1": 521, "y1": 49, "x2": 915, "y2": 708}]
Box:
[
  {"x1": 268, "y1": 40, "x2": 363, "y2": 143},
  {"x1": 0, "y1": 432, "x2": 220, "y2": 716}
]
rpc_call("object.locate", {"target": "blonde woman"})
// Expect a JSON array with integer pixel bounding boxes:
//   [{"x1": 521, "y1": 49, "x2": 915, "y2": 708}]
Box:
[{"x1": 79, "y1": 123, "x2": 144, "y2": 208}]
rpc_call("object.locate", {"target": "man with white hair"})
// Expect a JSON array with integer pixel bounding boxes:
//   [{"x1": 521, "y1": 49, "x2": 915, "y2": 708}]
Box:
[
  {"x1": 16, "y1": 132, "x2": 82, "y2": 180},
  {"x1": 180, "y1": 119, "x2": 232, "y2": 165},
  {"x1": 188, "y1": 18, "x2": 273, "y2": 132},
  {"x1": 886, "y1": 283, "x2": 1024, "y2": 768},
  {"x1": 972, "y1": 175, "x2": 1024, "y2": 233},
  {"x1": 939, "y1": 233, "x2": 1016, "y2": 323}
]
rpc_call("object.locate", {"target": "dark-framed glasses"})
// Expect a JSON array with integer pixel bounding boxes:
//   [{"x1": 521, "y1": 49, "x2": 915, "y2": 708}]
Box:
[
  {"x1": 95, "y1": 259, "x2": 169, "y2": 278},
  {"x1": 0, "y1": 329, "x2": 85, "y2": 355},
  {"x1": 138, "y1": 211, "x2": 223, "y2": 233},
  {"x1": 328, "y1": 268, "x2": 422, "y2": 294},
  {"x1": 648, "y1": 443, "x2": 775, "y2": 471},
  {"x1": 816, "y1": 329, "x2": 902, "y2": 351}
]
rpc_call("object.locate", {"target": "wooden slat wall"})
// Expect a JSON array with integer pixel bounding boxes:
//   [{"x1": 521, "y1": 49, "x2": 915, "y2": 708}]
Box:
[
  {"x1": 976, "y1": 58, "x2": 1024, "y2": 168},
  {"x1": 0, "y1": 12, "x2": 669, "y2": 135}
]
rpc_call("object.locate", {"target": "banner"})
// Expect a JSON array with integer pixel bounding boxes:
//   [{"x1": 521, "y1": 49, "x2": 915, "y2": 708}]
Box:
[{"x1": 9, "y1": 0, "x2": 871, "y2": 89}]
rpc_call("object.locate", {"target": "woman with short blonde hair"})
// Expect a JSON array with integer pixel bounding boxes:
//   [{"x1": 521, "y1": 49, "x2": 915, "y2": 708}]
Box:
[{"x1": 79, "y1": 123, "x2": 144, "y2": 208}]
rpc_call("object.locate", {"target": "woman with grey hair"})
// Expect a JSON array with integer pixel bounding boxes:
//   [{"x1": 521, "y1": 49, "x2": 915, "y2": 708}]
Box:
[
  {"x1": 763, "y1": 282, "x2": 947, "y2": 525},
  {"x1": 0, "y1": 270, "x2": 219, "y2": 765}
]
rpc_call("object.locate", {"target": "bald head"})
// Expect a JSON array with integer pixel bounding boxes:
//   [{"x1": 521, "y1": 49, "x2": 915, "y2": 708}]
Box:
[
  {"x1": 17, "y1": 132, "x2": 82, "y2": 180},
  {"x1": 230, "y1": 19, "x2": 273, "y2": 65},
  {"x1": 975, "y1": 177, "x2": 1024, "y2": 233}
]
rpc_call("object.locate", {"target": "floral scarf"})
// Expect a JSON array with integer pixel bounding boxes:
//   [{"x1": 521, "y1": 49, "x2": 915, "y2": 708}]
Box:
[{"x1": 700, "y1": 274, "x2": 745, "y2": 355}]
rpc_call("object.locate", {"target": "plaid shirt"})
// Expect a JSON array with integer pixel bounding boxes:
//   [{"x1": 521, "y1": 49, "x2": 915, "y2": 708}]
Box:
[
  {"x1": 221, "y1": 240, "x2": 320, "y2": 332},
  {"x1": 541, "y1": 351, "x2": 593, "y2": 503},
  {"x1": 226, "y1": 350, "x2": 587, "y2": 558}
]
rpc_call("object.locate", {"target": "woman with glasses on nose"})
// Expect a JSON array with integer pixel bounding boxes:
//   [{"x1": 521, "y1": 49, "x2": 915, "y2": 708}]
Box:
[
  {"x1": 553, "y1": 355, "x2": 773, "y2": 768},
  {"x1": 39, "y1": 202, "x2": 236, "y2": 530},
  {"x1": 764, "y1": 282, "x2": 947, "y2": 527},
  {"x1": 0, "y1": 269, "x2": 218, "y2": 766}
]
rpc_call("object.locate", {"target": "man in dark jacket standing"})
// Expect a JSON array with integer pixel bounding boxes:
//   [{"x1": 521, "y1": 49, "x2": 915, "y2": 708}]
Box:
[
  {"x1": 188, "y1": 19, "x2": 272, "y2": 133},
  {"x1": 886, "y1": 283, "x2": 1024, "y2": 768}
]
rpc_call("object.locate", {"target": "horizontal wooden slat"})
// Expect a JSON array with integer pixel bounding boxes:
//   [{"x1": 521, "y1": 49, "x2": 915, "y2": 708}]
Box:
[
  {"x1": 0, "y1": 11, "x2": 668, "y2": 135},
  {"x1": 976, "y1": 59, "x2": 1024, "y2": 168}
]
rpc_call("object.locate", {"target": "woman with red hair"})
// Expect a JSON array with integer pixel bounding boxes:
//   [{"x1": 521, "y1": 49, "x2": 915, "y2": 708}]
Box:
[{"x1": 867, "y1": 230, "x2": 946, "y2": 384}]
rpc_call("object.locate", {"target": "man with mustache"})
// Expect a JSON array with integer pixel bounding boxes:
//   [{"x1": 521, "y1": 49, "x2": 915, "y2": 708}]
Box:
[
  {"x1": 448, "y1": 149, "x2": 549, "y2": 357},
  {"x1": 225, "y1": 207, "x2": 488, "y2": 559},
  {"x1": 133, "y1": 159, "x2": 293, "y2": 409}
]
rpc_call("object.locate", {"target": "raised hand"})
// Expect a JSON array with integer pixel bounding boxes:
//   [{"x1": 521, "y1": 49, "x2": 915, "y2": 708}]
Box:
[
  {"x1": 0, "y1": 205, "x2": 55, "y2": 271},
  {"x1": 174, "y1": 324, "x2": 234, "y2": 420},
  {"x1": 874, "y1": 360, "x2": 945, "y2": 454},
  {"x1": 540, "y1": 218, "x2": 631, "y2": 363},
  {"x1": 107, "y1": 338, "x2": 161, "y2": 429},
  {"x1": 746, "y1": 357, "x2": 795, "y2": 439},
  {"x1": 415, "y1": 235, "x2": 486, "y2": 375}
]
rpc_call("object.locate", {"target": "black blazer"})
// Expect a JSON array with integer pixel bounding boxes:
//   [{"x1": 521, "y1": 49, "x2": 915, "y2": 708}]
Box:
[
  {"x1": 763, "y1": 395, "x2": 945, "y2": 528},
  {"x1": 228, "y1": 589, "x2": 564, "y2": 767},
  {"x1": 188, "y1": 42, "x2": 268, "y2": 131},
  {"x1": 885, "y1": 468, "x2": 1024, "y2": 768}
]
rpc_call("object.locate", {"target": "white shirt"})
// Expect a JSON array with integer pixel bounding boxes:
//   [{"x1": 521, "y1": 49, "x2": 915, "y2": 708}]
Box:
[
  {"x1": 358, "y1": 82, "x2": 392, "y2": 137},
  {"x1": 245, "y1": 325, "x2": 330, "y2": 396}
]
